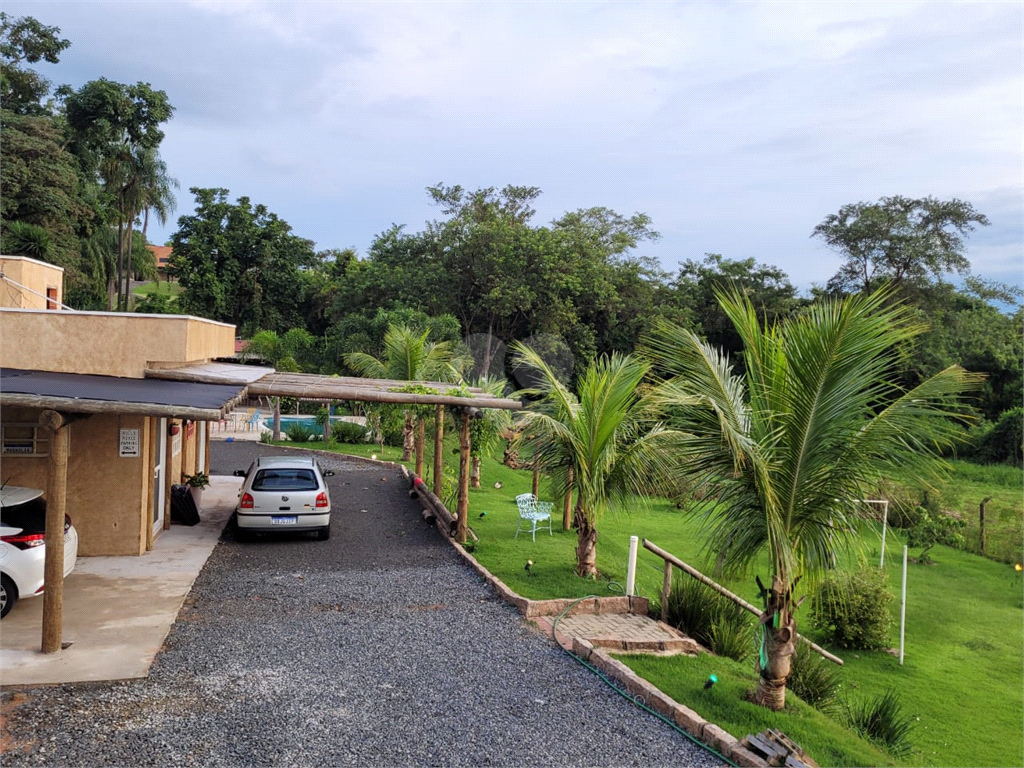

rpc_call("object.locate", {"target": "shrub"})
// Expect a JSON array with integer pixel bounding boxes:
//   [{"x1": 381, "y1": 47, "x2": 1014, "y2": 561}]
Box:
[
  {"x1": 284, "y1": 423, "x2": 314, "y2": 443},
  {"x1": 259, "y1": 431, "x2": 273, "y2": 444},
  {"x1": 962, "y1": 407, "x2": 1023, "y2": 466},
  {"x1": 332, "y1": 420, "x2": 368, "y2": 444},
  {"x1": 844, "y1": 689, "x2": 916, "y2": 758},
  {"x1": 810, "y1": 566, "x2": 893, "y2": 651},
  {"x1": 906, "y1": 509, "x2": 967, "y2": 563},
  {"x1": 661, "y1": 576, "x2": 752, "y2": 661},
  {"x1": 788, "y1": 646, "x2": 842, "y2": 712}
]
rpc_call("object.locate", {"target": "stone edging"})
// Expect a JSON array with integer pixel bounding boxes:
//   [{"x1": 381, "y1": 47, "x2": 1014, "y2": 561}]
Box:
[{"x1": 396, "y1": 465, "x2": 769, "y2": 768}]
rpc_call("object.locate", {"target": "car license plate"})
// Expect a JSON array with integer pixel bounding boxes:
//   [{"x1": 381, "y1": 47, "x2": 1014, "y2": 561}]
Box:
[{"x1": 272, "y1": 516, "x2": 297, "y2": 525}]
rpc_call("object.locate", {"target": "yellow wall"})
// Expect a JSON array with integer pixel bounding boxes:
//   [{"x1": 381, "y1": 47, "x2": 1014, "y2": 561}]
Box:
[
  {"x1": 0, "y1": 256, "x2": 63, "y2": 310},
  {"x1": 0, "y1": 408, "x2": 150, "y2": 555},
  {"x1": 0, "y1": 310, "x2": 235, "y2": 377}
]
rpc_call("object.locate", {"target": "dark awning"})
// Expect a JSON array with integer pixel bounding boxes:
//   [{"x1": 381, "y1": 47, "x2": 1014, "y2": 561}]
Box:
[{"x1": 0, "y1": 368, "x2": 245, "y2": 420}]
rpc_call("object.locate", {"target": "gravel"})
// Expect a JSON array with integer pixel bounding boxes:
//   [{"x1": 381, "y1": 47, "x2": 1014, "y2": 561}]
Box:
[{"x1": 1, "y1": 442, "x2": 724, "y2": 767}]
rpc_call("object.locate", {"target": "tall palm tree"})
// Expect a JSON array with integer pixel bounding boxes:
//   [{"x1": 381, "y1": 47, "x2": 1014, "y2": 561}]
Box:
[
  {"x1": 513, "y1": 345, "x2": 679, "y2": 578},
  {"x1": 469, "y1": 376, "x2": 513, "y2": 487},
  {"x1": 345, "y1": 324, "x2": 467, "y2": 461},
  {"x1": 644, "y1": 288, "x2": 979, "y2": 710}
]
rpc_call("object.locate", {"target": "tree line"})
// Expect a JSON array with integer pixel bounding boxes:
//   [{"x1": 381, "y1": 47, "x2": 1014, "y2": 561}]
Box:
[{"x1": 1, "y1": 12, "x2": 1020, "y2": 466}]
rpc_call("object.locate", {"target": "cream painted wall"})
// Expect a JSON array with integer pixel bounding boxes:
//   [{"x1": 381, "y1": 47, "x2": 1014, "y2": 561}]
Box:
[
  {"x1": 0, "y1": 310, "x2": 235, "y2": 377},
  {"x1": 0, "y1": 256, "x2": 64, "y2": 310}
]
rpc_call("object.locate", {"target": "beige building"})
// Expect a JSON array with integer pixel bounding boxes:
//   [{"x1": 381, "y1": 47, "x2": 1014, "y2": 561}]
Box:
[{"x1": 0, "y1": 255, "x2": 241, "y2": 555}]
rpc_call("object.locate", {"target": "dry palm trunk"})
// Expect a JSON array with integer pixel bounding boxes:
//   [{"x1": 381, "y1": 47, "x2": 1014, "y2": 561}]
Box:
[
  {"x1": 470, "y1": 456, "x2": 481, "y2": 488},
  {"x1": 754, "y1": 575, "x2": 797, "y2": 710},
  {"x1": 401, "y1": 412, "x2": 415, "y2": 462},
  {"x1": 574, "y1": 512, "x2": 599, "y2": 578}
]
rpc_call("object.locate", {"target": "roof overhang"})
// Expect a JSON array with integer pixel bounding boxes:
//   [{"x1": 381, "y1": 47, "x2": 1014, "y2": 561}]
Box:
[
  {"x1": 0, "y1": 368, "x2": 246, "y2": 420},
  {"x1": 144, "y1": 363, "x2": 522, "y2": 411}
]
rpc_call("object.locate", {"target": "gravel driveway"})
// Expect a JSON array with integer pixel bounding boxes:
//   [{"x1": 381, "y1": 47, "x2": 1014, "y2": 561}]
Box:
[{"x1": 1, "y1": 442, "x2": 723, "y2": 767}]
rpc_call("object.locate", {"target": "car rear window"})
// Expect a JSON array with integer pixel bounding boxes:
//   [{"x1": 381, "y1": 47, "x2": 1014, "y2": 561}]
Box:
[
  {"x1": 0, "y1": 496, "x2": 47, "y2": 532},
  {"x1": 251, "y1": 469, "x2": 319, "y2": 491}
]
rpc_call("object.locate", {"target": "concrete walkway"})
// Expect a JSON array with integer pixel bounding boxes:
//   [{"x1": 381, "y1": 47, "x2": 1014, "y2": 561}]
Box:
[{"x1": 0, "y1": 476, "x2": 241, "y2": 686}]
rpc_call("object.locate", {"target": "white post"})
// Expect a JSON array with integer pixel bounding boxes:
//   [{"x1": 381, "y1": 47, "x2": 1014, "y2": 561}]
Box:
[
  {"x1": 880, "y1": 500, "x2": 889, "y2": 568},
  {"x1": 899, "y1": 544, "x2": 908, "y2": 665},
  {"x1": 626, "y1": 536, "x2": 639, "y2": 596}
]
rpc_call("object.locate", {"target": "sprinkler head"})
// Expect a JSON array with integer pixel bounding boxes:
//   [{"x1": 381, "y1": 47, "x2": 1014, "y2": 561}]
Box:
[{"x1": 703, "y1": 674, "x2": 718, "y2": 690}]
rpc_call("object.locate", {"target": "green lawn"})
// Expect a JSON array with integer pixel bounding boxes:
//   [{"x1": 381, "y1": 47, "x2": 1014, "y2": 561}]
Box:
[
  {"x1": 132, "y1": 280, "x2": 182, "y2": 296},
  {"x1": 292, "y1": 436, "x2": 1023, "y2": 767}
]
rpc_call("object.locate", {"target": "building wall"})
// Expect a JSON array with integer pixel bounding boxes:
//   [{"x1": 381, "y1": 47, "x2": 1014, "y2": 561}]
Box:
[
  {"x1": 0, "y1": 408, "x2": 150, "y2": 555},
  {"x1": 0, "y1": 256, "x2": 64, "y2": 310},
  {"x1": 0, "y1": 310, "x2": 235, "y2": 377}
]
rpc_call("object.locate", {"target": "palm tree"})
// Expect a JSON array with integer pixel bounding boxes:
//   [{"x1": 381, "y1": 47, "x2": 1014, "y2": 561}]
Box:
[
  {"x1": 345, "y1": 324, "x2": 467, "y2": 461},
  {"x1": 512, "y1": 345, "x2": 679, "y2": 578},
  {"x1": 469, "y1": 376, "x2": 513, "y2": 487},
  {"x1": 644, "y1": 288, "x2": 979, "y2": 710}
]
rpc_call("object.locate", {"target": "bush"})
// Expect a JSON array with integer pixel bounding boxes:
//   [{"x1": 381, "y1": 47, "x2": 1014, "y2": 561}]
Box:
[
  {"x1": 962, "y1": 407, "x2": 1023, "y2": 466},
  {"x1": 661, "y1": 576, "x2": 752, "y2": 661},
  {"x1": 844, "y1": 689, "x2": 916, "y2": 758},
  {"x1": 332, "y1": 420, "x2": 368, "y2": 444},
  {"x1": 284, "y1": 424, "x2": 314, "y2": 443},
  {"x1": 906, "y1": 509, "x2": 966, "y2": 563},
  {"x1": 259, "y1": 431, "x2": 273, "y2": 444},
  {"x1": 788, "y1": 647, "x2": 842, "y2": 712},
  {"x1": 810, "y1": 566, "x2": 893, "y2": 651}
]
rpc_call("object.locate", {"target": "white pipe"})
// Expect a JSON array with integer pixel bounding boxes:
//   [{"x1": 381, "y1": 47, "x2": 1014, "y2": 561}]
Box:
[
  {"x1": 880, "y1": 500, "x2": 889, "y2": 567},
  {"x1": 626, "y1": 536, "x2": 639, "y2": 596},
  {"x1": 900, "y1": 544, "x2": 908, "y2": 665}
]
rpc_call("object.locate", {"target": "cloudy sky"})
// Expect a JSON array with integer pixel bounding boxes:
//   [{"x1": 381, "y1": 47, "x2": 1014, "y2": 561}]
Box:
[{"x1": 10, "y1": 0, "x2": 1022, "y2": 292}]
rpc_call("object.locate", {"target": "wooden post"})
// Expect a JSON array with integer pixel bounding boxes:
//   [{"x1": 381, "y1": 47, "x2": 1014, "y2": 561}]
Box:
[
  {"x1": 661, "y1": 560, "x2": 673, "y2": 620},
  {"x1": 273, "y1": 397, "x2": 281, "y2": 441},
  {"x1": 456, "y1": 409, "x2": 471, "y2": 544},
  {"x1": 39, "y1": 410, "x2": 68, "y2": 654},
  {"x1": 433, "y1": 405, "x2": 444, "y2": 498},
  {"x1": 563, "y1": 467, "x2": 573, "y2": 531},
  {"x1": 414, "y1": 418, "x2": 425, "y2": 479},
  {"x1": 979, "y1": 497, "x2": 992, "y2": 554}
]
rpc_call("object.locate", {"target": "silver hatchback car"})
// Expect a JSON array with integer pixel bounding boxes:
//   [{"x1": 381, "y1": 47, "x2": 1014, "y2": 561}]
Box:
[{"x1": 233, "y1": 456, "x2": 335, "y2": 541}]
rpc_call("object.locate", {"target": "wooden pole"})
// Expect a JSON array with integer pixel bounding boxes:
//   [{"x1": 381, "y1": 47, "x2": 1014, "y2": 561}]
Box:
[
  {"x1": 414, "y1": 418, "x2": 425, "y2": 479},
  {"x1": 563, "y1": 467, "x2": 573, "y2": 531},
  {"x1": 456, "y1": 410, "x2": 471, "y2": 544},
  {"x1": 433, "y1": 405, "x2": 444, "y2": 498},
  {"x1": 642, "y1": 538, "x2": 844, "y2": 666},
  {"x1": 661, "y1": 560, "x2": 673, "y2": 618},
  {"x1": 39, "y1": 410, "x2": 68, "y2": 654},
  {"x1": 273, "y1": 396, "x2": 281, "y2": 441},
  {"x1": 980, "y1": 497, "x2": 992, "y2": 554}
]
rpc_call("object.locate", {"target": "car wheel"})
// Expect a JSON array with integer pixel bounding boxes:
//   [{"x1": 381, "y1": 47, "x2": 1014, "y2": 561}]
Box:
[
  {"x1": 316, "y1": 525, "x2": 330, "y2": 541},
  {"x1": 236, "y1": 526, "x2": 252, "y2": 543},
  {"x1": 0, "y1": 574, "x2": 17, "y2": 619}
]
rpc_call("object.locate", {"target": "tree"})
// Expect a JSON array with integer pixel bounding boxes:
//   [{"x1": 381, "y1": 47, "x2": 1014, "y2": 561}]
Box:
[
  {"x1": 169, "y1": 188, "x2": 318, "y2": 333},
  {"x1": 345, "y1": 324, "x2": 468, "y2": 461},
  {"x1": 644, "y1": 289, "x2": 979, "y2": 710},
  {"x1": 62, "y1": 78, "x2": 174, "y2": 311},
  {"x1": 468, "y1": 377, "x2": 513, "y2": 488},
  {"x1": 512, "y1": 346, "x2": 678, "y2": 578},
  {"x1": 0, "y1": 12, "x2": 69, "y2": 115},
  {"x1": 813, "y1": 195, "x2": 989, "y2": 296}
]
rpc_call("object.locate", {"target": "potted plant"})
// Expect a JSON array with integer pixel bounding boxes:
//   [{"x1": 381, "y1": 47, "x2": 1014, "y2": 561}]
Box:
[{"x1": 184, "y1": 471, "x2": 210, "y2": 508}]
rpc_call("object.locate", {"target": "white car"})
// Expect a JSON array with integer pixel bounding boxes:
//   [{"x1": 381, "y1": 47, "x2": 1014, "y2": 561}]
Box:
[
  {"x1": 0, "y1": 486, "x2": 79, "y2": 619},
  {"x1": 233, "y1": 456, "x2": 334, "y2": 541}
]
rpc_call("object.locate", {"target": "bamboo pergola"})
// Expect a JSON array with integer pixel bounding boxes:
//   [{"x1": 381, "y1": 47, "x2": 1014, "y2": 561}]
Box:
[{"x1": 145, "y1": 363, "x2": 523, "y2": 544}]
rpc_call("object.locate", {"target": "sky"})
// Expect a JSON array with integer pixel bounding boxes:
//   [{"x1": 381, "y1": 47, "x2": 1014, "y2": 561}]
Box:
[{"x1": 9, "y1": 0, "x2": 1023, "y2": 293}]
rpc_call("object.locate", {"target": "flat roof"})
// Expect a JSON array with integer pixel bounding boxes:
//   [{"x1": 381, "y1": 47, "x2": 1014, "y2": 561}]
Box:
[{"x1": 0, "y1": 368, "x2": 245, "y2": 420}]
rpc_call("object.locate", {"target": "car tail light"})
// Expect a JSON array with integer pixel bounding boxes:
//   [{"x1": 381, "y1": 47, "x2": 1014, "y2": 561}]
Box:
[
  {"x1": 315, "y1": 492, "x2": 329, "y2": 508},
  {"x1": 239, "y1": 492, "x2": 254, "y2": 509},
  {"x1": 2, "y1": 532, "x2": 45, "y2": 550}
]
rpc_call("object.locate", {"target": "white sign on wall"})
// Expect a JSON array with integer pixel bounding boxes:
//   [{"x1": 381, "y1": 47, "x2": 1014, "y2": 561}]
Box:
[{"x1": 119, "y1": 428, "x2": 141, "y2": 458}]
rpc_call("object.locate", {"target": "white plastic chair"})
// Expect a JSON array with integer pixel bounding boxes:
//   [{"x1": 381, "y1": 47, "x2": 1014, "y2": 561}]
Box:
[{"x1": 515, "y1": 492, "x2": 553, "y2": 541}]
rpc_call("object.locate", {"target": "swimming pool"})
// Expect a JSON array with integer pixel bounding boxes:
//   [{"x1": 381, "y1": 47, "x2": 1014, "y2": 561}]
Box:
[{"x1": 260, "y1": 416, "x2": 363, "y2": 431}]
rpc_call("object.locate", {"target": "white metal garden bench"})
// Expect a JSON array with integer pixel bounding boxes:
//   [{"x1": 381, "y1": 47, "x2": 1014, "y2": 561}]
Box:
[{"x1": 515, "y1": 492, "x2": 553, "y2": 541}]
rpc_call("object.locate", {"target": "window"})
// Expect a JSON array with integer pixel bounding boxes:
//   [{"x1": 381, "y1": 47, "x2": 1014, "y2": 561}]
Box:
[
  {"x1": 251, "y1": 469, "x2": 319, "y2": 491},
  {"x1": 1, "y1": 423, "x2": 49, "y2": 457}
]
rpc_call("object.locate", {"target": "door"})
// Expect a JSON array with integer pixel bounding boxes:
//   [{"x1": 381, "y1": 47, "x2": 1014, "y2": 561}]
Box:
[{"x1": 154, "y1": 417, "x2": 167, "y2": 531}]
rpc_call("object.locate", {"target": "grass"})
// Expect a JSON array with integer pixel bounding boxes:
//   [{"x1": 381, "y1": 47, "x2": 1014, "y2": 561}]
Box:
[
  {"x1": 618, "y1": 652, "x2": 897, "y2": 767},
  {"x1": 132, "y1": 280, "x2": 182, "y2": 296},
  {"x1": 285, "y1": 436, "x2": 1023, "y2": 767},
  {"x1": 935, "y1": 461, "x2": 1022, "y2": 564}
]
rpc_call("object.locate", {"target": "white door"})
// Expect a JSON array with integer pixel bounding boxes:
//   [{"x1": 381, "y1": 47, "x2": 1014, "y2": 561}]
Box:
[{"x1": 154, "y1": 417, "x2": 167, "y2": 532}]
